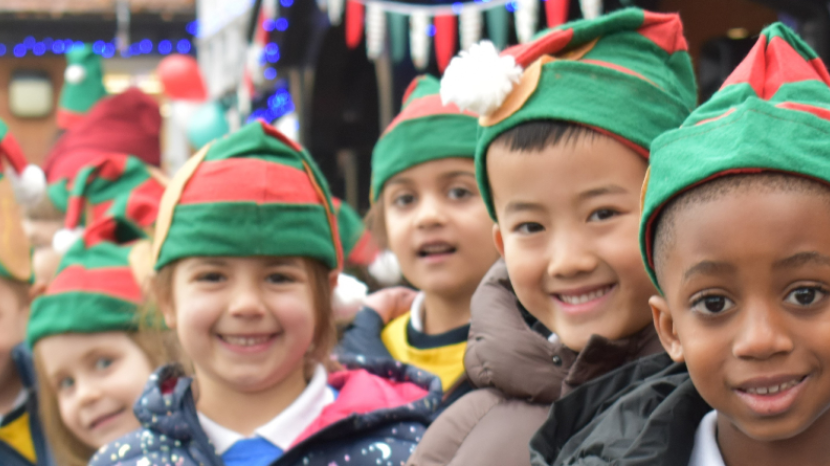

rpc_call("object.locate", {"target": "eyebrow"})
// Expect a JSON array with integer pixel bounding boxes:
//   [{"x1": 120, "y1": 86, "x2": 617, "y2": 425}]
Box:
[
  {"x1": 504, "y1": 201, "x2": 546, "y2": 215},
  {"x1": 439, "y1": 171, "x2": 476, "y2": 181},
  {"x1": 773, "y1": 251, "x2": 830, "y2": 270},
  {"x1": 683, "y1": 261, "x2": 736, "y2": 282},
  {"x1": 578, "y1": 184, "x2": 628, "y2": 201}
]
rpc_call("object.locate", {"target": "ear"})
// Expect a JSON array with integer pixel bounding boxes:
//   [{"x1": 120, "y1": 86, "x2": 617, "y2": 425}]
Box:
[
  {"x1": 493, "y1": 224, "x2": 505, "y2": 257},
  {"x1": 328, "y1": 269, "x2": 339, "y2": 291},
  {"x1": 650, "y1": 295, "x2": 684, "y2": 362},
  {"x1": 159, "y1": 298, "x2": 177, "y2": 330}
]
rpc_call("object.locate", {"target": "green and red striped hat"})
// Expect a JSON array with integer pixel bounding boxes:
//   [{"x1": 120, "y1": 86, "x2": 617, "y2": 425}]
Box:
[
  {"x1": 28, "y1": 215, "x2": 151, "y2": 347},
  {"x1": 333, "y1": 197, "x2": 379, "y2": 267},
  {"x1": 153, "y1": 120, "x2": 342, "y2": 271},
  {"x1": 640, "y1": 22, "x2": 830, "y2": 288},
  {"x1": 441, "y1": 8, "x2": 697, "y2": 219},
  {"x1": 51, "y1": 154, "x2": 167, "y2": 254},
  {"x1": 0, "y1": 119, "x2": 46, "y2": 207},
  {"x1": 57, "y1": 44, "x2": 107, "y2": 130},
  {"x1": 371, "y1": 74, "x2": 479, "y2": 201}
]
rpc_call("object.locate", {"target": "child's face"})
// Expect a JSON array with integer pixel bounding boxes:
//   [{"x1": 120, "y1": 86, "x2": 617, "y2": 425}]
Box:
[
  {"x1": 37, "y1": 332, "x2": 153, "y2": 448},
  {"x1": 166, "y1": 256, "x2": 329, "y2": 393},
  {"x1": 488, "y1": 135, "x2": 655, "y2": 351},
  {"x1": 382, "y1": 158, "x2": 499, "y2": 299},
  {"x1": 652, "y1": 187, "x2": 830, "y2": 442},
  {"x1": 0, "y1": 278, "x2": 29, "y2": 387}
]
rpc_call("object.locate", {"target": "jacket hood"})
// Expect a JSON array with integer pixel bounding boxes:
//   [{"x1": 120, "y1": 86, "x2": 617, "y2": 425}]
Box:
[{"x1": 464, "y1": 259, "x2": 663, "y2": 403}]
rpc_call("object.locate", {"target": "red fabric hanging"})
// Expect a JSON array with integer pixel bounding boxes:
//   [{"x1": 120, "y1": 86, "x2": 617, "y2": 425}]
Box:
[
  {"x1": 435, "y1": 15, "x2": 457, "y2": 73},
  {"x1": 345, "y1": 0, "x2": 365, "y2": 49},
  {"x1": 545, "y1": 0, "x2": 569, "y2": 27}
]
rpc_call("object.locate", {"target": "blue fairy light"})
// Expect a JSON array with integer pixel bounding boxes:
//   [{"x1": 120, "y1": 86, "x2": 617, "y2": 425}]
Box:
[
  {"x1": 280, "y1": 0, "x2": 294, "y2": 6},
  {"x1": 0, "y1": 45, "x2": 6, "y2": 56},
  {"x1": 158, "y1": 40, "x2": 172, "y2": 55},
  {"x1": 139, "y1": 39, "x2": 153, "y2": 54},
  {"x1": 32, "y1": 42, "x2": 46, "y2": 56},
  {"x1": 13, "y1": 44, "x2": 25, "y2": 57},
  {"x1": 92, "y1": 40, "x2": 106, "y2": 54},
  {"x1": 186, "y1": 20, "x2": 199, "y2": 36},
  {"x1": 505, "y1": 1, "x2": 518, "y2": 12},
  {"x1": 263, "y1": 19, "x2": 276, "y2": 32},
  {"x1": 52, "y1": 41, "x2": 65, "y2": 54},
  {"x1": 177, "y1": 39, "x2": 191, "y2": 54},
  {"x1": 276, "y1": 18, "x2": 289, "y2": 31},
  {"x1": 426, "y1": 24, "x2": 436, "y2": 37},
  {"x1": 264, "y1": 67, "x2": 277, "y2": 80},
  {"x1": 23, "y1": 36, "x2": 35, "y2": 48},
  {"x1": 102, "y1": 43, "x2": 116, "y2": 58}
]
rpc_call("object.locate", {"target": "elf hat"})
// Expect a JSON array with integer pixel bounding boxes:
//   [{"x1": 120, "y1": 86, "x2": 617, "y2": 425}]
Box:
[
  {"x1": 333, "y1": 197, "x2": 380, "y2": 267},
  {"x1": 153, "y1": 120, "x2": 342, "y2": 271},
  {"x1": 57, "y1": 44, "x2": 107, "y2": 130},
  {"x1": 371, "y1": 74, "x2": 479, "y2": 201},
  {"x1": 0, "y1": 119, "x2": 46, "y2": 207},
  {"x1": 441, "y1": 8, "x2": 697, "y2": 219},
  {"x1": 640, "y1": 22, "x2": 830, "y2": 289},
  {"x1": 51, "y1": 154, "x2": 167, "y2": 254},
  {"x1": 28, "y1": 215, "x2": 151, "y2": 347},
  {"x1": 0, "y1": 175, "x2": 33, "y2": 284}
]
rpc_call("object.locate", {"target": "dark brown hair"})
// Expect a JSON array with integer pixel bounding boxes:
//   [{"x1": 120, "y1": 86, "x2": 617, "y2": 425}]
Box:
[{"x1": 363, "y1": 197, "x2": 388, "y2": 251}]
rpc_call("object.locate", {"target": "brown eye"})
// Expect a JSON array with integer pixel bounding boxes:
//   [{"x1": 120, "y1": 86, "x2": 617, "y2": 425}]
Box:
[
  {"x1": 785, "y1": 287, "x2": 825, "y2": 306},
  {"x1": 691, "y1": 295, "x2": 734, "y2": 315}
]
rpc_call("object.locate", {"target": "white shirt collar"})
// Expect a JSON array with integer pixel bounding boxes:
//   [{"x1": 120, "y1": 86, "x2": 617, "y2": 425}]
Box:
[
  {"x1": 409, "y1": 292, "x2": 426, "y2": 332},
  {"x1": 688, "y1": 410, "x2": 726, "y2": 466},
  {"x1": 198, "y1": 364, "x2": 336, "y2": 455}
]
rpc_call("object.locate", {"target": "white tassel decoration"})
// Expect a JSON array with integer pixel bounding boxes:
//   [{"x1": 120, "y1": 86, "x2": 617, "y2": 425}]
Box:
[
  {"x1": 515, "y1": 0, "x2": 539, "y2": 44},
  {"x1": 332, "y1": 273, "x2": 369, "y2": 322},
  {"x1": 7, "y1": 165, "x2": 46, "y2": 207},
  {"x1": 368, "y1": 250, "x2": 402, "y2": 286},
  {"x1": 64, "y1": 64, "x2": 86, "y2": 84},
  {"x1": 410, "y1": 12, "x2": 431, "y2": 70},
  {"x1": 440, "y1": 40, "x2": 523, "y2": 116},
  {"x1": 52, "y1": 227, "x2": 85, "y2": 254},
  {"x1": 366, "y1": 3, "x2": 386, "y2": 60},
  {"x1": 460, "y1": 7, "x2": 482, "y2": 51},
  {"x1": 580, "y1": 0, "x2": 602, "y2": 20},
  {"x1": 327, "y1": 0, "x2": 345, "y2": 26}
]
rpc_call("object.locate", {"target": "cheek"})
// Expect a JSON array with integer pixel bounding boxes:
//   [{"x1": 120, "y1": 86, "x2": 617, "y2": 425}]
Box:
[
  {"x1": 174, "y1": 290, "x2": 223, "y2": 343},
  {"x1": 57, "y1": 393, "x2": 80, "y2": 430},
  {"x1": 269, "y1": 294, "x2": 317, "y2": 345},
  {"x1": 503, "y1": 241, "x2": 547, "y2": 302},
  {"x1": 384, "y1": 210, "x2": 410, "y2": 255}
]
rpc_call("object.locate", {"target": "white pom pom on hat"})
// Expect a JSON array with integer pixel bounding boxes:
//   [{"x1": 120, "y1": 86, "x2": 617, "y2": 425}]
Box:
[
  {"x1": 64, "y1": 64, "x2": 87, "y2": 85},
  {"x1": 52, "y1": 227, "x2": 85, "y2": 254},
  {"x1": 368, "y1": 250, "x2": 402, "y2": 286},
  {"x1": 7, "y1": 164, "x2": 46, "y2": 207},
  {"x1": 332, "y1": 273, "x2": 369, "y2": 322},
  {"x1": 440, "y1": 40, "x2": 523, "y2": 116}
]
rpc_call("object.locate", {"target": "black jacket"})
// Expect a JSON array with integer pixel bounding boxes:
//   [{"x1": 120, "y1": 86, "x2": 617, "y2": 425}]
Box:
[{"x1": 529, "y1": 353, "x2": 711, "y2": 466}]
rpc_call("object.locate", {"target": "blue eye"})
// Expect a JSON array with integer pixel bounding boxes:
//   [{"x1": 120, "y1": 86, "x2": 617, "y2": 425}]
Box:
[
  {"x1": 95, "y1": 357, "x2": 113, "y2": 370},
  {"x1": 58, "y1": 377, "x2": 74, "y2": 390},
  {"x1": 785, "y1": 287, "x2": 826, "y2": 306},
  {"x1": 691, "y1": 294, "x2": 735, "y2": 315}
]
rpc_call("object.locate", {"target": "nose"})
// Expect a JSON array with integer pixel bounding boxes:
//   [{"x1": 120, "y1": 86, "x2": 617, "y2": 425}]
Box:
[
  {"x1": 76, "y1": 376, "x2": 103, "y2": 408},
  {"x1": 547, "y1": 227, "x2": 598, "y2": 279},
  {"x1": 414, "y1": 193, "x2": 446, "y2": 230},
  {"x1": 732, "y1": 300, "x2": 794, "y2": 360},
  {"x1": 227, "y1": 276, "x2": 268, "y2": 319}
]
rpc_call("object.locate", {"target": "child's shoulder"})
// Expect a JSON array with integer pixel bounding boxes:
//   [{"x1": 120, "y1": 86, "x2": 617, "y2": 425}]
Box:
[
  {"x1": 529, "y1": 354, "x2": 710, "y2": 466},
  {"x1": 87, "y1": 427, "x2": 202, "y2": 466}
]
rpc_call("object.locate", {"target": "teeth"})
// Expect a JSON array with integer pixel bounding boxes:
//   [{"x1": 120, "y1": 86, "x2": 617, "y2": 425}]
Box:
[
  {"x1": 558, "y1": 286, "x2": 613, "y2": 305},
  {"x1": 221, "y1": 335, "x2": 271, "y2": 346},
  {"x1": 745, "y1": 378, "x2": 802, "y2": 395},
  {"x1": 420, "y1": 244, "x2": 454, "y2": 255}
]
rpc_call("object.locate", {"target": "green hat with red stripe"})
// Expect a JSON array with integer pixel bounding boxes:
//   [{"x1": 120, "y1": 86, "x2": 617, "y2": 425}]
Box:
[
  {"x1": 640, "y1": 22, "x2": 830, "y2": 289},
  {"x1": 371, "y1": 74, "x2": 479, "y2": 201},
  {"x1": 57, "y1": 44, "x2": 107, "y2": 130},
  {"x1": 28, "y1": 215, "x2": 151, "y2": 347},
  {"x1": 51, "y1": 154, "x2": 167, "y2": 254},
  {"x1": 333, "y1": 197, "x2": 379, "y2": 267},
  {"x1": 0, "y1": 119, "x2": 46, "y2": 207},
  {"x1": 440, "y1": 8, "x2": 697, "y2": 219},
  {"x1": 153, "y1": 120, "x2": 342, "y2": 271}
]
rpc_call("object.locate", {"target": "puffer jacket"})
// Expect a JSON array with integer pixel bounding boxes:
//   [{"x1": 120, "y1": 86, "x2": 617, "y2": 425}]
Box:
[
  {"x1": 88, "y1": 356, "x2": 442, "y2": 466},
  {"x1": 0, "y1": 344, "x2": 54, "y2": 466},
  {"x1": 528, "y1": 354, "x2": 710, "y2": 466},
  {"x1": 406, "y1": 259, "x2": 664, "y2": 466}
]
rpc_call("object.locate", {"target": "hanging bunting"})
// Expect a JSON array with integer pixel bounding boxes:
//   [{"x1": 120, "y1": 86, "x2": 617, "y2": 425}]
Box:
[
  {"x1": 486, "y1": 5, "x2": 509, "y2": 50},
  {"x1": 459, "y1": 7, "x2": 482, "y2": 50},
  {"x1": 389, "y1": 12, "x2": 408, "y2": 63},
  {"x1": 410, "y1": 12, "x2": 431, "y2": 70},
  {"x1": 580, "y1": 0, "x2": 602, "y2": 20},
  {"x1": 435, "y1": 15, "x2": 457, "y2": 72},
  {"x1": 515, "y1": 0, "x2": 538, "y2": 44},
  {"x1": 545, "y1": 0, "x2": 569, "y2": 27},
  {"x1": 328, "y1": 0, "x2": 345, "y2": 26},
  {"x1": 346, "y1": 0, "x2": 365, "y2": 49},
  {"x1": 366, "y1": 3, "x2": 386, "y2": 59}
]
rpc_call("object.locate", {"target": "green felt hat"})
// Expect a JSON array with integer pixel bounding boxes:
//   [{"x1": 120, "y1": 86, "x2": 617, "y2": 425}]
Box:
[
  {"x1": 371, "y1": 74, "x2": 479, "y2": 201},
  {"x1": 57, "y1": 44, "x2": 107, "y2": 130},
  {"x1": 441, "y1": 8, "x2": 697, "y2": 219},
  {"x1": 640, "y1": 22, "x2": 830, "y2": 289},
  {"x1": 28, "y1": 216, "x2": 151, "y2": 347},
  {"x1": 153, "y1": 121, "x2": 342, "y2": 271}
]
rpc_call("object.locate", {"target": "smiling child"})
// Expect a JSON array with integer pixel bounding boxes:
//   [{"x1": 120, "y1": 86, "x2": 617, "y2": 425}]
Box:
[{"x1": 530, "y1": 22, "x2": 830, "y2": 466}]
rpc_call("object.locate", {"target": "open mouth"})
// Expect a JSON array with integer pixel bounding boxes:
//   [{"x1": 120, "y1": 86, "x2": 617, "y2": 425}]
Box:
[
  {"x1": 218, "y1": 334, "x2": 277, "y2": 347},
  {"x1": 554, "y1": 284, "x2": 616, "y2": 305},
  {"x1": 734, "y1": 374, "x2": 809, "y2": 416},
  {"x1": 417, "y1": 242, "x2": 457, "y2": 258},
  {"x1": 89, "y1": 408, "x2": 126, "y2": 430},
  {"x1": 737, "y1": 375, "x2": 808, "y2": 396}
]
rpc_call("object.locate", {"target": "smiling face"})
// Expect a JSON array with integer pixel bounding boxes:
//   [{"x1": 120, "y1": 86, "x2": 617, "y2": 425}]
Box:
[
  {"x1": 36, "y1": 332, "x2": 153, "y2": 449},
  {"x1": 488, "y1": 134, "x2": 655, "y2": 352},
  {"x1": 382, "y1": 157, "x2": 499, "y2": 299},
  {"x1": 651, "y1": 181, "x2": 830, "y2": 448},
  {"x1": 164, "y1": 256, "x2": 332, "y2": 394}
]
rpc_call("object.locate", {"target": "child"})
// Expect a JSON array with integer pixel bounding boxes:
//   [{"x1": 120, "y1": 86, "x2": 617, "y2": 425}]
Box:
[
  {"x1": 339, "y1": 75, "x2": 499, "y2": 404},
  {"x1": 530, "y1": 22, "x2": 830, "y2": 466},
  {"x1": 406, "y1": 9, "x2": 697, "y2": 466},
  {"x1": 29, "y1": 216, "x2": 174, "y2": 466},
  {"x1": 91, "y1": 121, "x2": 442, "y2": 466},
  {"x1": 0, "y1": 134, "x2": 53, "y2": 466}
]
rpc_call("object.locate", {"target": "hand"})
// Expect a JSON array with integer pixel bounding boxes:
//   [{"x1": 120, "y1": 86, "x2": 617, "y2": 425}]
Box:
[{"x1": 365, "y1": 287, "x2": 417, "y2": 324}]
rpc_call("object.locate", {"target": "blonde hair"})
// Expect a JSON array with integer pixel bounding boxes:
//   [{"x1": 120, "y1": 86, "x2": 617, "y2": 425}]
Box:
[
  {"x1": 151, "y1": 257, "x2": 339, "y2": 379},
  {"x1": 33, "y1": 330, "x2": 180, "y2": 466}
]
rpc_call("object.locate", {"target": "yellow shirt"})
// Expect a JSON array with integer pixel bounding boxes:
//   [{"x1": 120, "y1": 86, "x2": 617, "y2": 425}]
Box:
[
  {"x1": 0, "y1": 406, "x2": 37, "y2": 464},
  {"x1": 381, "y1": 311, "x2": 468, "y2": 391}
]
